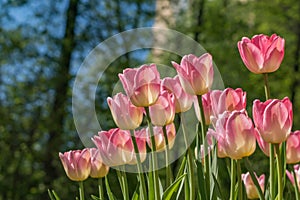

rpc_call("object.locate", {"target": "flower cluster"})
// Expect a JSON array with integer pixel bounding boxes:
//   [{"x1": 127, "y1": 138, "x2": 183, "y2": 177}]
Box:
[{"x1": 55, "y1": 33, "x2": 300, "y2": 200}]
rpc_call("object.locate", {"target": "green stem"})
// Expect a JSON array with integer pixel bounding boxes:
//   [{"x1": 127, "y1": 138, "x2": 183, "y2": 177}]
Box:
[
  {"x1": 292, "y1": 166, "x2": 300, "y2": 200},
  {"x1": 98, "y1": 178, "x2": 104, "y2": 200},
  {"x1": 275, "y1": 144, "x2": 283, "y2": 200},
  {"x1": 270, "y1": 144, "x2": 275, "y2": 200},
  {"x1": 181, "y1": 115, "x2": 195, "y2": 200},
  {"x1": 236, "y1": 160, "x2": 243, "y2": 200},
  {"x1": 244, "y1": 158, "x2": 265, "y2": 200},
  {"x1": 78, "y1": 181, "x2": 85, "y2": 200},
  {"x1": 198, "y1": 95, "x2": 210, "y2": 198},
  {"x1": 163, "y1": 125, "x2": 173, "y2": 187},
  {"x1": 130, "y1": 130, "x2": 147, "y2": 200},
  {"x1": 145, "y1": 107, "x2": 160, "y2": 200},
  {"x1": 263, "y1": 73, "x2": 271, "y2": 100},
  {"x1": 116, "y1": 168, "x2": 129, "y2": 200},
  {"x1": 230, "y1": 159, "x2": 236, "y2": 200}
]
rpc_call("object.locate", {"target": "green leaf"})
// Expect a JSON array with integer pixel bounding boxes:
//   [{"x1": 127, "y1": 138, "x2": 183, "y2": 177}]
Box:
[
  {"x1": 105, "y1": 176, "x2": 116, "y2": 200},
  {"x1": 147, "y1": 172, "x2": 154, "y2": 200},
  {"x1": 47, "y1": 189, "x2": 61, "y2": 200},
  {"x1": 91, "y1": 195, "x2": 100, "y2": 200},
  {"x1": 175, "y1": 156, "x2": 187, "y2": 179},
  {"x1": 196, "y1": 160, "x2": 207, "y2": 200},
  {"x1": 131, "y1": 180, "x2": 140, "y2": 200},
  {"x1": 212, "y1": 173, "x2": 224, "y2": 200},
  {"x1": 162, "y1": 174, "x2": 186, "y2": 200}
]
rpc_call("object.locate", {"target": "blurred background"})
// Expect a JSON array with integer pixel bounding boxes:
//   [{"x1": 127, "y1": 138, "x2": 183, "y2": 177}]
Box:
[{"x1": 1, "y1": 0, "x2": 300, "y2": 199}]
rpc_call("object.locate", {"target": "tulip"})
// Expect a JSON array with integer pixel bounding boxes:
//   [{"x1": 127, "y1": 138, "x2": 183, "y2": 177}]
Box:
[
  {"x1": 146, "y1": 123, "x2": 176, "y2": 152},
  {"x1": 209, "y1": 110, "x2": 256, "y2": 159},
  {"x1": 237, "y1": 34, "x2": 285, "y2": 74},
  {"x1": 242, "y1": 172, "x2": 265, "y2": 199},
  {"x1": 201, "y1": 92, "x2": 212, "y2": 125},
  {"x1": 92, "y1": 128, "x2": 146, "y2": 166},
  {"x1": 286, "y1": 131, "x2": 300, "y2": 164},
  {"x1": 253, "y1": 97, "x2": 293, "y2": 144},
  {"x1": 172, "y1": 53, "x2": 214, "y2": 95},
  {"x1": 149, "y1": 90, "x2": 175, "y2": 126},
  {"x1": 59, "y1": 149, "x2": 91, "y2": 181},
  {"x1": 89, "y1": 148, "x2": 109, "y2": 178},
  {"x1": 119, "y1": 64, "x2": 161, "y2": 107},
  {"x1": 161, "y1": 75, "x2": 195, "y2": 113},
  {"x1": 287, "y1": 165, "x2": 300, "y2": 191},
  {"x1": 107, "y1": 93, "x2": 144, "y2": 130}
]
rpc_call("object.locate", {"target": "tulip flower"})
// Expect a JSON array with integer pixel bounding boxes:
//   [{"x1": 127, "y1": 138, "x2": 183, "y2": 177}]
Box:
[
  {"x1": 161, "y1": 75, "x2": 195, "y2": 113},
  {"x1": 253, "y1": 97, "x2": 293, "y2": 144},
  {"x1": 119, "y1": 64, "x2": 161, "y2": 107},
  {"x1": 92, "y1": 128, "x2": 146, "y2": 166},
  {"x1": 286, "y1": 165, "x2": 300, "y2": 191},
  {"x1": 286, "y1": 131, "x2": 300, "y2": 164},
  {"x1": 89, "y1": 148, "x2": 109, "y2": 178},
  {"x1": 237, "y1": 34, "x2": 285, "y2": 74},
  {"x1": 209, "y1": 110, "x2": 256, "y2": 159},
  {"x1": 146, "y1": 123, "x2": 176, "y2": 152},
  {"x1": 242, "y1": 172, "x2": 265, "y2": 199},
  {"x1": 172, "y1": 53, "x2": 214, "y2": 95},
  {"x1": 149, "y1": 90, "x2": 175, "y2": 126},
  {"x1": 59, "y1": 149, "x2": 91, "y2": 181},
  {"x1": 201, "y1": 92, "x2": 212, "y2": 125},
  {"x1": 107, "y1": 93, "x2": 144, "y2": 130}
]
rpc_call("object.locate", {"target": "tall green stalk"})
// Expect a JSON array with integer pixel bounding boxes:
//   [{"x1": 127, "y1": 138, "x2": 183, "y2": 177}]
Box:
[
  {"x1": 275, "y1": 144, "x2": 283, "y2": 200},
  {"x1": 163, "y1": 125, "x2": 173, "y2": 187},
  {"x1": 116, "y1": 168, "x2": 129, "y2": 200},
  {"x1": 269, "y1": 144, "x2": 275, "y2": 200},
  {"x1": 98, "y1": 178, "x2": 104, "y2": 200},
  {"x1": 236, "y1": 160, "x2": 243, "y2": 200},
  {"x1": 78, "y1": 181, "x2": 85, "y2": 200},
  {"x1": 130, "y1": 130, "x2": 147, "y2": 200},
  {"x1": 145, "y1": 107, "x2": 160, "y2": 200},
  {"x1": 181, "y1": 114, "x2": 195, "y2": 200},
  {"x1": 292, "y1": 167, "x2": 300, "y2": 200},
  {"x1": 230, "y1": 159, "x2": 236, "y2": 200},
  {"x1": 197, "y1": 95, "x2": 210, "y2": 198}
]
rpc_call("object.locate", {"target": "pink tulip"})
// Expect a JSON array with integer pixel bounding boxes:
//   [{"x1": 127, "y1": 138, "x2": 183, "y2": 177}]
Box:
[
  {"x1": 253, "y1": 97, "x2": 293, "y2": 144},
  {"x1": 92, "y1": 128, "x2": 146, "y2": 166},
  {"x1": 146, "y1": 123, "x2": 176, "y2": 152},
  {"x1": 119, "y1": 64, "x2": 161, "y2": 107},
  {"x1": 107, "y1": 93, "x2": 144, "y2": 130},
  {"x1": 172, "y1": 53, "x2": 214, "y2": 95},
  {"x1": 209, "y1": 110, "x2": 256, "y2": 159},
  {"x1": 286, "y1": 165, "x2": 300, "y2": 191},
  {"x1": 89, "y1": 148, "x2": 109, "y2": 178},
  {"x1": 237, "y1": 34, "x2": 285, "y2": 74},
  {"x1": 59, "y1": 149, "x2": 91, "y2": 181},
  {"x1": 161, "y1": 75, "x2": 195, "y2": 113},
  {"x1": 286, "y1": 131, "x2": 300, "y2": 164},
  {"x1": 201, "y1": 92, "x2": 212, "y2": 125},
  {"x1": 242, "y1": 172, "x2": 265, "y2": 199},
  {"x1": 149, "y1": 90, "x2": 175, "y2": 126}
]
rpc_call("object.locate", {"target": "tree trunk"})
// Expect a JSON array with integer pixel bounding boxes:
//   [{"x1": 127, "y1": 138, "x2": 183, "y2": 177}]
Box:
[{"x1": 44, "y1": 0, "x2": 79, "y2": 188}]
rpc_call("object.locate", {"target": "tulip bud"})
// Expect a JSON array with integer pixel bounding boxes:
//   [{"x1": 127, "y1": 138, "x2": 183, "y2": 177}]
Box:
[
  {"x1": 172, "y1": 53, "x2": 214, "y2": 95},
  {"x1": 89, "y1": 148, "x2": 109, "y2": 178},
  {"x1": 237, "y1": 34, "x2": 285, "y2": 74},
  {"x1": 59, "y1": 149, "x2": 91, "y2": 181},
  {"x1": 286, "y1": 131, "x2": 300, "y2": 164},
  {"x1": 242, "y1": 172, "x2": 265, "y2": 199}
]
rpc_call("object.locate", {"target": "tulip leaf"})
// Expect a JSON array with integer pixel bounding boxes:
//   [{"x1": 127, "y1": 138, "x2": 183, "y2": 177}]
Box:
[
  {"x1": 147, "y1": 172, "x2": 154, "y2": 200},
  {"x1": 211, "y1": 173, "x2": 224, "y2": 200},
  {"x1": 47, "y1": 189, "x2": 61, "y2": 200},
  {"x1": 131, "y1": 180, "x2": 140, "y2": 200},
  {"x1": 196, "y1": 160, "x2": 207, "y2": 200},
  {"x1": 175, "y1": 156, "x2": 187, "y2": 200},
  {"x1": 91, "y1": 195, "x2": 100, "y2": 200},
  {"x1": 162, "y1": 174, "x2": 186, "y2": 200},
  {"x1": 105, "y1": 176, "x2": 116, "y2": 200}
]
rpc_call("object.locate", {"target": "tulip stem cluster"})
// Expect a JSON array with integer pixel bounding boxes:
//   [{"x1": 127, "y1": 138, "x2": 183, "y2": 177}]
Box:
[{"x1": 98, "y1": 178, "x2": 104, "y2": 200}]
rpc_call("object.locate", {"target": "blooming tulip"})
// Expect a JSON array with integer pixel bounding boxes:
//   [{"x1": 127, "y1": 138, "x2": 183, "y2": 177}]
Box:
[
  {"x1": 146, "y1": 123, "x2": 176, "y2": 152},
  {"x1": 161, "y1": 75, "x2": 195, "y2": 113},
  {"x1": 149, "y1": 90, "x2": 175, "y2": 126},
  {"x1": 242, "y1": 172, "x2": 265, "y2": 199},
  {"x1": 286, "y1": 165, "x2": 300, "y2": 191},
  {"x1": 107, "y1": 93, "x2": 144, "y2": 130},
  {"x1": 200, "y1": 92, "x2": 212, "y2": 125},
  {"x1": 209, "y1": 110, "x2": 256, "y2": 159},
  {"x1": 119, "y1": 64, "x2": 161, "y2": 107},
  {"x1": 254, "y1": 128, "x2": 270, "y2": 157},
  {"x1": 59, "y1": 149, "x2": 91, "y2": 181},
  {"x1": 89, "y1": 148, "x2": 109, "y2": 178},
  {"x1": 172, "y1": 53, "x2": 214, "y2": 95},
  {"x1": 253, "y1": 97, "x2": 293, "y2": 144},
  {"x1": 286, "y1": 131, "x2": 300, "y2": 164},
  {"x1": 237, "y1": 34, "x2": 285, "y2": 74},
  {"x1": 92, "y1": 128, "x2": 146, "y2": 166}
]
